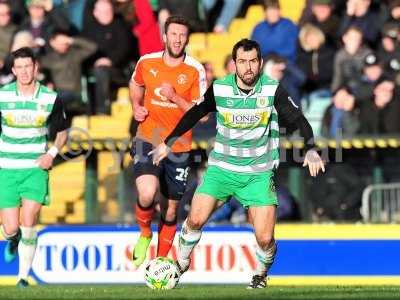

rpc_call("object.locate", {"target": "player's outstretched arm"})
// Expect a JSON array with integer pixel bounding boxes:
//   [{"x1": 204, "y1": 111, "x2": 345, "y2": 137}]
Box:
[
  {"x1": 150, "y1": 86, "x2": 217, "y2": 165},
  {"x1": 273, "y1": 84, "x2": 325, "y2": 177}
]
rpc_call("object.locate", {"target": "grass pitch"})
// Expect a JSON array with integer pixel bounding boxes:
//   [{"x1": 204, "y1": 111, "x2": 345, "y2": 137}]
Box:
[{"x1": 0, "y1": 285, "x2": 400, "y2": 300}]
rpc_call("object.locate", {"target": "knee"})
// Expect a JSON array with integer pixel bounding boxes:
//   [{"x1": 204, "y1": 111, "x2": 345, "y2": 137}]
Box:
[
  {"x1": 256, "y1": 235, "x2": 274, "y2": 250},
  {"x1": 164, "y1": 206, "x2": 177, "y2": 223},
  {"x1": 187, "y1": 215, "x2": 206, "y2": 230},
  {"x1": 138, "y1": 191, "x2": 156, "y2": 207},
  {"x1": 1, "y1": 224, "x2": 19, "y2": 237},
  {"x1": 20, "y1": 226, "x2": 37, "y2": 243}
]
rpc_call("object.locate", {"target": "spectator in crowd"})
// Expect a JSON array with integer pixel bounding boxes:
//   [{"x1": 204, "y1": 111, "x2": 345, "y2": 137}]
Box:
[
  {"x1": 202, "y1": 0, "x2": 244, "y2": 33},
  {"x1": 8, "y1": 0, "x2": 27, "y2": 25},
  {"x1": 353, "y1": 54, "x2": 400, "y2": 134},
  {"x1": 40, "y1": 30, "x2": 97, "y2": 117},
  {"x1": 224, "y1": 54, "x2": 235, "y2": 75},
  {"x1": 297, "y1": 23, "x2": 336, "y2": 97},
  {"x1": 299, "y1": 0, "x2": 340, "y2": 46},
  {"x1": 264, "y1": 54, "x2": 306, "y2": 107},
  {"x1": 385, "y1": 0, "x2": 400, "y2": 28},
  {"x1": 338, "y1": 0, "x2": 381, "y2": 46},
  {"x1": 377, "y1": 24, "x2": 400, "y2": 81},
  {"x1": 20, "y1": 0, "x2": 72, "y2": 50},
  {"x1": 133, "y1": 0, "x2": 163, "y2": 55},
  {"x1": 251, "y1": 0, "x2": 299, "y2": 63},
  {"x1": 251, "y1": 0, "x2": 298, "y2": 63},
  {"x1": 0, "y1": 30, "x2": 36, "y2": 85},
  {"x1": 327, "y1": 86, "x2": 359, "y2": 137},
  {"x1": 82, "y1": 0, "x2": 136, "y2": 114},
  {"x1": 331, "y1": 26, "x2": 371, "y2": 92},
  {"x1": 158, "y1": 0, "x2": 205, "y2": 32},
  {"x1": 0, "y1": 1, "x2": 17, "y2": 68}
]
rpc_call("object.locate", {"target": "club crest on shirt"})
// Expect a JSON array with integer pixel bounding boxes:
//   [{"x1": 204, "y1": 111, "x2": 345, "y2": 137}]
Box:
[
  {"x1": 37, "y1": 103, "x2": 47, "y2": 112},
  {"x1": 177, "y1": 74, "x2": 187, "y2": 85},
  {"x1": 256, "y1": 96, "x2": 268, "y2": 108}
]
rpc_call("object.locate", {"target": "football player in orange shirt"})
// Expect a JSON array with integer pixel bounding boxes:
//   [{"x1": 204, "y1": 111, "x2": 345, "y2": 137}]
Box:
[{"x1": 129, "y1": 15, "x2": 207, "y2": 267}]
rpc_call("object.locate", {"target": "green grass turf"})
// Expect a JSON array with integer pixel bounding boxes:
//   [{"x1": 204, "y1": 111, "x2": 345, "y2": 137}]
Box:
[{"x1": 0, "y1": 285, "x2": 400, "y2": 300}]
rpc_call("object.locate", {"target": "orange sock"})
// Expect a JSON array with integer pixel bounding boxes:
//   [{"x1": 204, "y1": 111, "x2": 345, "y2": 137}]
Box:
[
  {"x1": 135, "y1": 203, "x2": 154, "y2": 238},
  {"x1": 157, "y1": 218, "x2": 177, "y2": 257}
]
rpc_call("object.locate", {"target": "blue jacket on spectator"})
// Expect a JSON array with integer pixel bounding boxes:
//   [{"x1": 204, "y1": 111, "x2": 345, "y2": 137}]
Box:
[{"x1": 251, "y1": 18, "x2": 299, "y2": 63}]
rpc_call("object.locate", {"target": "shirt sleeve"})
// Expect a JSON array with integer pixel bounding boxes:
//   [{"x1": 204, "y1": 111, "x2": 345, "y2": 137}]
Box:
[
  {"x1": 165, "y1": 85, "x2": 217, "y2": 146},
  {"x1": 274, "y1": 84, "x2": 315, "y2": 151},
  {"x1": 190, "y1": 64, "x2": 208, "y2": 101},
  {"x1": 131, "y1": 59, "x2": 144, "y2": 86},
  {"x1": 47, "y1": 96, "x2": 69, "y2": 133}
]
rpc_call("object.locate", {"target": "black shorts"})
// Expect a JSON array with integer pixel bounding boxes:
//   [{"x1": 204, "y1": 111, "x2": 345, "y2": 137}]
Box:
[{"x1": 130, "y1": 139, "x2": 190, "y2": 200}]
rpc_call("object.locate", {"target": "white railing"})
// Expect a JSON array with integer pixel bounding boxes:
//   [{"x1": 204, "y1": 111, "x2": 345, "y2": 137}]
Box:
[{"x1": 361, "y1": 183, "x2": 400, "y2": 223}]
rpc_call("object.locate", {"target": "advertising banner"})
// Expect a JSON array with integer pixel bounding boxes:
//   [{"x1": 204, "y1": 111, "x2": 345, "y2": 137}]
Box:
[{"x1": 1, "y1": 225, "x2": 400, "y2": 285}]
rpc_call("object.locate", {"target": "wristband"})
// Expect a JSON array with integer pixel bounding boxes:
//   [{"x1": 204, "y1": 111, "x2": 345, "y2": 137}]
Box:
[{"x1": 47, "y1": 146, "x2": 59, "y2": 158}]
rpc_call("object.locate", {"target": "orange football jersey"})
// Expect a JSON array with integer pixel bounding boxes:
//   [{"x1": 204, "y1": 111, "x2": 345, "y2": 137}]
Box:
[{"x1": 132, "y1": 51, "x2": 207, "y2": 152}]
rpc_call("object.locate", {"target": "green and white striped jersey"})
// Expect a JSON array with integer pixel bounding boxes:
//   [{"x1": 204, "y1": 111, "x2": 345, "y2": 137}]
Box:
[
  {"x1": 0, "y1": 82, "x2": 57, "y2": 169},
  {"x1": 208, "y1": 73, "x2": 280, "y2": 174}
]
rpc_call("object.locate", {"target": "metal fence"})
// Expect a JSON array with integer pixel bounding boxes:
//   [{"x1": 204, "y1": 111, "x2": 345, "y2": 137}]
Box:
[{"x1": 361, "y1": 183, "x2": 400, "y2": 223}]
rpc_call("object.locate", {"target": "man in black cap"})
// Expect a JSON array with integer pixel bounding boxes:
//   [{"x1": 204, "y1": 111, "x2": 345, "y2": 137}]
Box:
[{"x1": 377, "y1": 23, "x2": 400, "y2": 81}]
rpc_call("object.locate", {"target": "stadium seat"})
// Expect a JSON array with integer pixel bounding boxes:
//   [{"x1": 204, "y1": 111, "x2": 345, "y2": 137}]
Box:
[
  {"x1": 280, "y1": 0, "x2": 306, "y2": 22},
  {"x1": 245, "y1": 5, "x2": 264, "y2": 21}
]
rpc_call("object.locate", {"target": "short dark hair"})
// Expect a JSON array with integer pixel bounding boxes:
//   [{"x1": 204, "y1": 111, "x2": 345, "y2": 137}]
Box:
[
  {"x1": 232, "y1": 39, "x2": 261, "y2": 62},
  {"x1": 10, "y1": 47, "x2": 37, "y2": 66},
  {"x1": 264, "y1": 0, "x2": 280, "y2": 9},
  {"x1": 164, "y1": 15, "x2": 190, "y2": 34}
]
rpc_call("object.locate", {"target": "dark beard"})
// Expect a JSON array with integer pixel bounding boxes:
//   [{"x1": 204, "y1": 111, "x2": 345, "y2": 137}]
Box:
[
  {"x1": 238, "y1": 72, "x2": 260, "y2": 86},
  {"x1": 166, "y1": 44, "x2": 185, "y2": 58}
]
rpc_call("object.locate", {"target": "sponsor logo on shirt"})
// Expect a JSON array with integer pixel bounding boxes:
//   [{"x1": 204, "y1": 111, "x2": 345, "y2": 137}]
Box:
[
  {"x1": 221, "y1": 112, "x2": 269, "y2": 128},
  {"x1": 177, "y1": 74, "x2": 188, "y2": 85},
  {"x1": 149, "y1": 68, "x2": 158, "y2": 77}
]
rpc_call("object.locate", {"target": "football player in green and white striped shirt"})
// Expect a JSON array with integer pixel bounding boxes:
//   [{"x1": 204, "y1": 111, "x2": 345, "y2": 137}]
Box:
[
  {"x1": 151, "y1": 39, "x2": 325, "y2": 289},
  {"x1": 0, "y1": 47, "x2": 68, "y2": 287}
]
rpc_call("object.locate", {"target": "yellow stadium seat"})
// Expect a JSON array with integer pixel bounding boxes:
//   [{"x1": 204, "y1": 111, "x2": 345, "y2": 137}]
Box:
[
  {"x1": 280, "y1": 0, "x2": 306, "y2": 22},
  {"x1": 187, "y1": 33, "x2": 206, "y2": 57},
  {"x1": 246, "y1": 5, "x2": 264, "y2": 21},
  {"x1": 116, "y1": 87, "x2": 130, "y2": 103},
  {"x1": 206, "y1": 33, "x2": 235, "y2": 50}
]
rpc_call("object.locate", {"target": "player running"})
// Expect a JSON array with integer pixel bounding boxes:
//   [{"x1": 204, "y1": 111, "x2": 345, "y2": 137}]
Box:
[
  {"x1": 150, "y1": 39, "x2": 325, "y2": 288},
  {"x1": 0, "y1": 47, "x2": 68, "y2": 287},
  {"x1": 129, "y1": 15, "x2": 206, "y2": 267}
]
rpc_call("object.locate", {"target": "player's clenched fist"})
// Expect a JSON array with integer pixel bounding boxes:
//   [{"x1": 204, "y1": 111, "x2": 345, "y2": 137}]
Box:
[
  {"x1": 160, "y1": 83, "x2": 177, "y2": 102},
  {"x1": 134, "y1": 105, "x2": 149, "y2": 122}
]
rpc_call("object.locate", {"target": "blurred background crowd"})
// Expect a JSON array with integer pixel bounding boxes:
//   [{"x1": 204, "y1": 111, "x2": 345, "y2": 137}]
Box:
[{"x1": 1, "y1": 0, "x2": 399, "y2": 225}]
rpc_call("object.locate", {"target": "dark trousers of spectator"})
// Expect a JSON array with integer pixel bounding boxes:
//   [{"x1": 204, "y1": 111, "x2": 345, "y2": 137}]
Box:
[{"x1": 92, "y1": 66, "x2": 112, "y2": 115}]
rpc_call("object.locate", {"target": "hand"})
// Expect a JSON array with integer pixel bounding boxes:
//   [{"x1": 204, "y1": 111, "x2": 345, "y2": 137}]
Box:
[
  {"x1": 133, "y1": 105, "x2": 148, "y2": 122},
  {"x1": 95, "y1": 57, "x2": 112, "y2": 67},
  {"x1": 160, "y1": 83, "x2": 176, "y2": 102},
  {"x1": 55, "y1": 34, "x2": 73, "y2": 46},
  {"x1": 36, "y1": 153, "x2": 54, "y2": 170},
  {"x1": 303, "y1": 149, "x2": 325, "y2": 177},
  {"x1": 148, "y1": 142, "x2": 170, "y2": 166}
]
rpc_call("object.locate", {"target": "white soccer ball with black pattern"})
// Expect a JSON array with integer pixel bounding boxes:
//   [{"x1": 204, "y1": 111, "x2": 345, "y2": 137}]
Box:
[{"x1": 144, "y1": 257, "x2": 180, "y2": 290}]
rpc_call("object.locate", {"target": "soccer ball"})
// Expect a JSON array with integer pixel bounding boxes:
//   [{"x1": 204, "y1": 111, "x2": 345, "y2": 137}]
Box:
[{"x1": 144, "y1": 257, "x2": 180, "y2": 290}]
